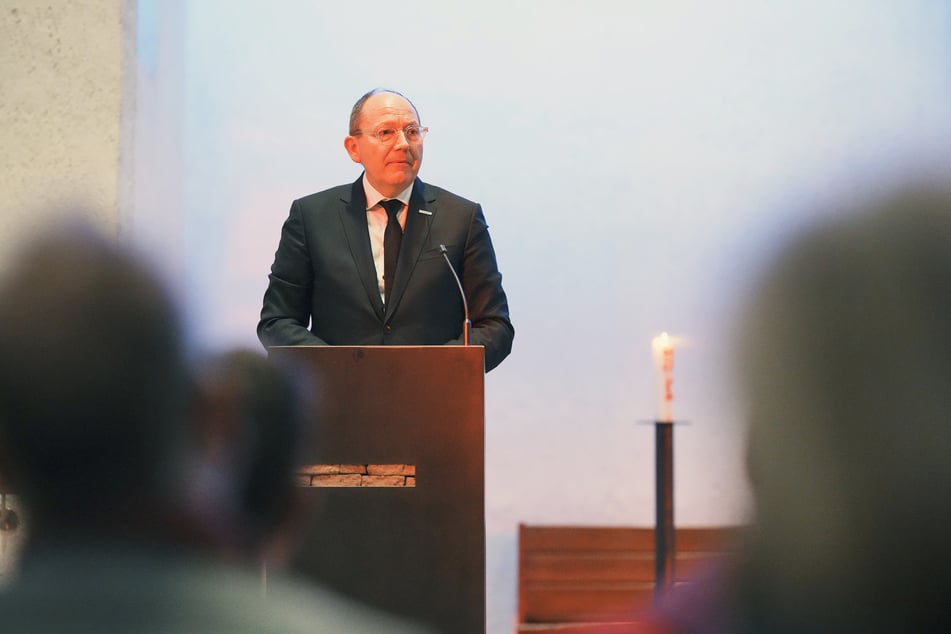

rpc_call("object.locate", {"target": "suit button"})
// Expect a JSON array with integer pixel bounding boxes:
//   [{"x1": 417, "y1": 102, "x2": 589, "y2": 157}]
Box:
[{"x1": 384, "y1": 324, "x2": 392, "y2": 333}]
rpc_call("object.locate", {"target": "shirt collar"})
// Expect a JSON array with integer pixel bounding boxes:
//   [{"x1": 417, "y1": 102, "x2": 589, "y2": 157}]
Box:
[{"x1": 363, "y1": 175, "x2": 413, "y2": 210}]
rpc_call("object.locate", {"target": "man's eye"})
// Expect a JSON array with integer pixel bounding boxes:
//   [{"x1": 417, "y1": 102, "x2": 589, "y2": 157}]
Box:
[
  {"x1": 404, "y1": 127, "x2": 420, "y2": 139},
  {"x1": 376, "y1": 129, "x2": 395, "y2": 141}
]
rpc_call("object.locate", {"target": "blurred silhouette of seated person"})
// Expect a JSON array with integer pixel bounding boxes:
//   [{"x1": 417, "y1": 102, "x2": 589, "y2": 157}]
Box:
[
  {"x1": 0, "y1": 218, "x2": 431, "y2": 632},
  {"x1": 647, "y1": 184, "x2": 951, "y2": 634},
  {"x1": 189, "y1": 347, "x2": 313, "y2": 568}
]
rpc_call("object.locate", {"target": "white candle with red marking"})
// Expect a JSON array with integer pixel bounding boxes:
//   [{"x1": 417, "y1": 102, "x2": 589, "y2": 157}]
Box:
[{"x1": 652, "y1": 332, "x2": 674, "y2": 422}]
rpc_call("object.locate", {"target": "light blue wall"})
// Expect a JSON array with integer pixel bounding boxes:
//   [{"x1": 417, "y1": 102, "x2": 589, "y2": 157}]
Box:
[{"x1": 130, "y1": 2, "x2": 951, "y2": 631}]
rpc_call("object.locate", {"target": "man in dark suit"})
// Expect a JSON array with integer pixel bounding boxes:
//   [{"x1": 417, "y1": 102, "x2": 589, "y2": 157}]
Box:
[{"x1": 258, "y1": 88, "x2": 514, "y2": 372}]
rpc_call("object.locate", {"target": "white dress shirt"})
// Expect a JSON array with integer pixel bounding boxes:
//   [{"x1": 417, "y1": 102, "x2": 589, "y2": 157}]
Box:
[{"x1": 363, "y1": 175, "x2": 412, "y2": 305}]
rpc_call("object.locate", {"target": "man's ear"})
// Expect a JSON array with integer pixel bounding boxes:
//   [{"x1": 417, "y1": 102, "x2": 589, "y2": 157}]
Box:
[{"x1": 344, "y1": 136, "x2": 362, "y2": 164}]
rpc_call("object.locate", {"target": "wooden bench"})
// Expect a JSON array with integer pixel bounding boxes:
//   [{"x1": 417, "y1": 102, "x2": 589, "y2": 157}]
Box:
[{"x1": 517, "y1": 524, "x2": 741, "y2": 633}]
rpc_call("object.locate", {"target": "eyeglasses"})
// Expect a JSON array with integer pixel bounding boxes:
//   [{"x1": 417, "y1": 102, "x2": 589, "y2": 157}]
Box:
[{"x1": 352, "y1": 124, "x2": 429, "y2": 144}]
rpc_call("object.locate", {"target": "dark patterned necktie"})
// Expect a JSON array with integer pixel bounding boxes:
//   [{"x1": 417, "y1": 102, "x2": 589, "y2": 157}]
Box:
[{"x1": 380, "y1": 199, "x2": 404, "y2": 307}]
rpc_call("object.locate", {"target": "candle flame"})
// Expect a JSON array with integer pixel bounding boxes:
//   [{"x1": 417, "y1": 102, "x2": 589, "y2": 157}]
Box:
[{"x1": 652, "y1": 332, "x2": 673, "y2": 350}]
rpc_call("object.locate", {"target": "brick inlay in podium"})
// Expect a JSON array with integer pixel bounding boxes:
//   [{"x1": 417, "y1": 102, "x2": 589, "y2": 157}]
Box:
[{"x1": 296, "y1": 464, "x2": 416, "y2": 487}]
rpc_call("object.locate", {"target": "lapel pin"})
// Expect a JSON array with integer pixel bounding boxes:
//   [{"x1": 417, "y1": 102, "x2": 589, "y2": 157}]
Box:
[{"x1": 418, "y1": 209, "x2": 433, "y2": 216}]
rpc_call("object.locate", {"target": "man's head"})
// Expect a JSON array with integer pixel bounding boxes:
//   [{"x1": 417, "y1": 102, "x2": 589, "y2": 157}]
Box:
[
  {"x1": 345, "y1": 89, "x2": 425, "y2": 198},
  {"x1": 192, "y1": 348, "x2": 312, "y2": 558},
  {"x1": 735, "y1": 185, "x2": 951, "y2": 628},
  {"x1": 0, "y1": 220, "x2": 192, "y2": 532}
]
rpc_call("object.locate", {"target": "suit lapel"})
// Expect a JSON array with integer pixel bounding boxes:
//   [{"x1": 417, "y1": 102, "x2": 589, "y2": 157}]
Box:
[
  {"x1": 339, "y1": 176, "x2": 386, "y2": 317},
  {"x1": 385, "y1": 179, "x2": 435, "y2": 320}
]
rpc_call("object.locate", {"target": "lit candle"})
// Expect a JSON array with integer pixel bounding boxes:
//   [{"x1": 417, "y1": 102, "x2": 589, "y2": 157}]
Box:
[{"x1": 652, "y1": 332, "x2": 674, "y2": 422}]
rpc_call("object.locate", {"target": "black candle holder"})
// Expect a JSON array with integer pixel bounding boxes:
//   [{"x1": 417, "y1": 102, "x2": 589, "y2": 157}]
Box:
[{"x1": 639, "y1": 419, "x2": 689, "y2": 600}]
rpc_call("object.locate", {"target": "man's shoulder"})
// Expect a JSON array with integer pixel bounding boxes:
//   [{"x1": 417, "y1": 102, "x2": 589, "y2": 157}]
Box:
[
  {"x1": 417, "y1": 180, "x2": 479, "y2": 209},
  {"x1": 295, "y1": 182, "x2": 353, "y2": 207},
  {"x1": 1, "y1": 546, "x2": 432, "y2": 633}
]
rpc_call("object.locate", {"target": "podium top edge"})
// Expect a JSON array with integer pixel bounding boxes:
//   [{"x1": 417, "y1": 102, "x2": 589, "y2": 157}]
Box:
[{"x1": 266, "y1": 345, "x2": 484, "y2": 350}]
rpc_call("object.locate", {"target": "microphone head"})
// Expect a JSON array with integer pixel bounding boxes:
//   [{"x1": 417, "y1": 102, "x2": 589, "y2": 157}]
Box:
[{"x1": 438, "y1": 244, "x2": 448, "y2": 254}]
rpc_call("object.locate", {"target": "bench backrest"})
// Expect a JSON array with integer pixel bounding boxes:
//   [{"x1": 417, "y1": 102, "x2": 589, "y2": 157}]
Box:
[{"x1": 517, "y1": 524, "x2": 742, "y2": 627}]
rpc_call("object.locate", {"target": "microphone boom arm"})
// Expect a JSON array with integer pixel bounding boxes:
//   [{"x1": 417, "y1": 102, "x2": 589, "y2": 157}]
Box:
[{"x1": 439, "y1": 244, "x2": 470, "y2": 346}]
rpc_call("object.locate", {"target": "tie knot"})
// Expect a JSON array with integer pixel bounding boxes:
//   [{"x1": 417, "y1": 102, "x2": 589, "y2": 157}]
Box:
[{"x1": 380, "y1": 199, "x2": 403, "y2": 220}]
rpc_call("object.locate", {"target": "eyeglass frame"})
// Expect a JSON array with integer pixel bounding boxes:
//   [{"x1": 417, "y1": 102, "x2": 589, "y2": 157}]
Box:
[{"x1": 350, "y1": 124, "x2": 429, "y2": 144}]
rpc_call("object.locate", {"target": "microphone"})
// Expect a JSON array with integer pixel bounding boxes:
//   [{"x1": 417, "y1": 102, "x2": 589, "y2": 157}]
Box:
[{"x1": 439, "y1": 244, "x2": 470, "y2": 346}]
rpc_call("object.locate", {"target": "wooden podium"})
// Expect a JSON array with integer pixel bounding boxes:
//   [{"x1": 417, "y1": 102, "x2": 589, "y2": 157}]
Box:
[{"x1": 268, "y1": 345, "x2": 485, "y2": 634}]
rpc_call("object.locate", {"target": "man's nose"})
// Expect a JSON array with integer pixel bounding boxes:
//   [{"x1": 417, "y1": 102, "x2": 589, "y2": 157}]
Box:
[{"x1": 393, "y1": 129, "x2": 411, "y2": 147}]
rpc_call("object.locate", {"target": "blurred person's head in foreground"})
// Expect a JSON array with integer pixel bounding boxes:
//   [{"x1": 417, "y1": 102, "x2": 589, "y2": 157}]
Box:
[
  {"x1": 191, "y1": 347, "x2": 313, "y2": 563},
  {"x1": 0, "y1": 220, "x2": 192, "y2": 543},
  {"x1": 0, "y1": 217, "x2": 434, "y2": 633},
  {"x1": 733, "y1": 184, "x2": 951, "y2": 633}
]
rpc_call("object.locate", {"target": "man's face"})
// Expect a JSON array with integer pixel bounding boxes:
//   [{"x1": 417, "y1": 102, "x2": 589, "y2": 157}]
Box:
[{"x1": 344, "y1": 92, "x2": 424, "y2": 198}]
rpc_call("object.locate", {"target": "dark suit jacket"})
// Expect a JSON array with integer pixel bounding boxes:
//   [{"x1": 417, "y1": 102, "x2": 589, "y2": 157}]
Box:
[{"x1": 258, "y1": 176, "x2": 513, "y2": 372}]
